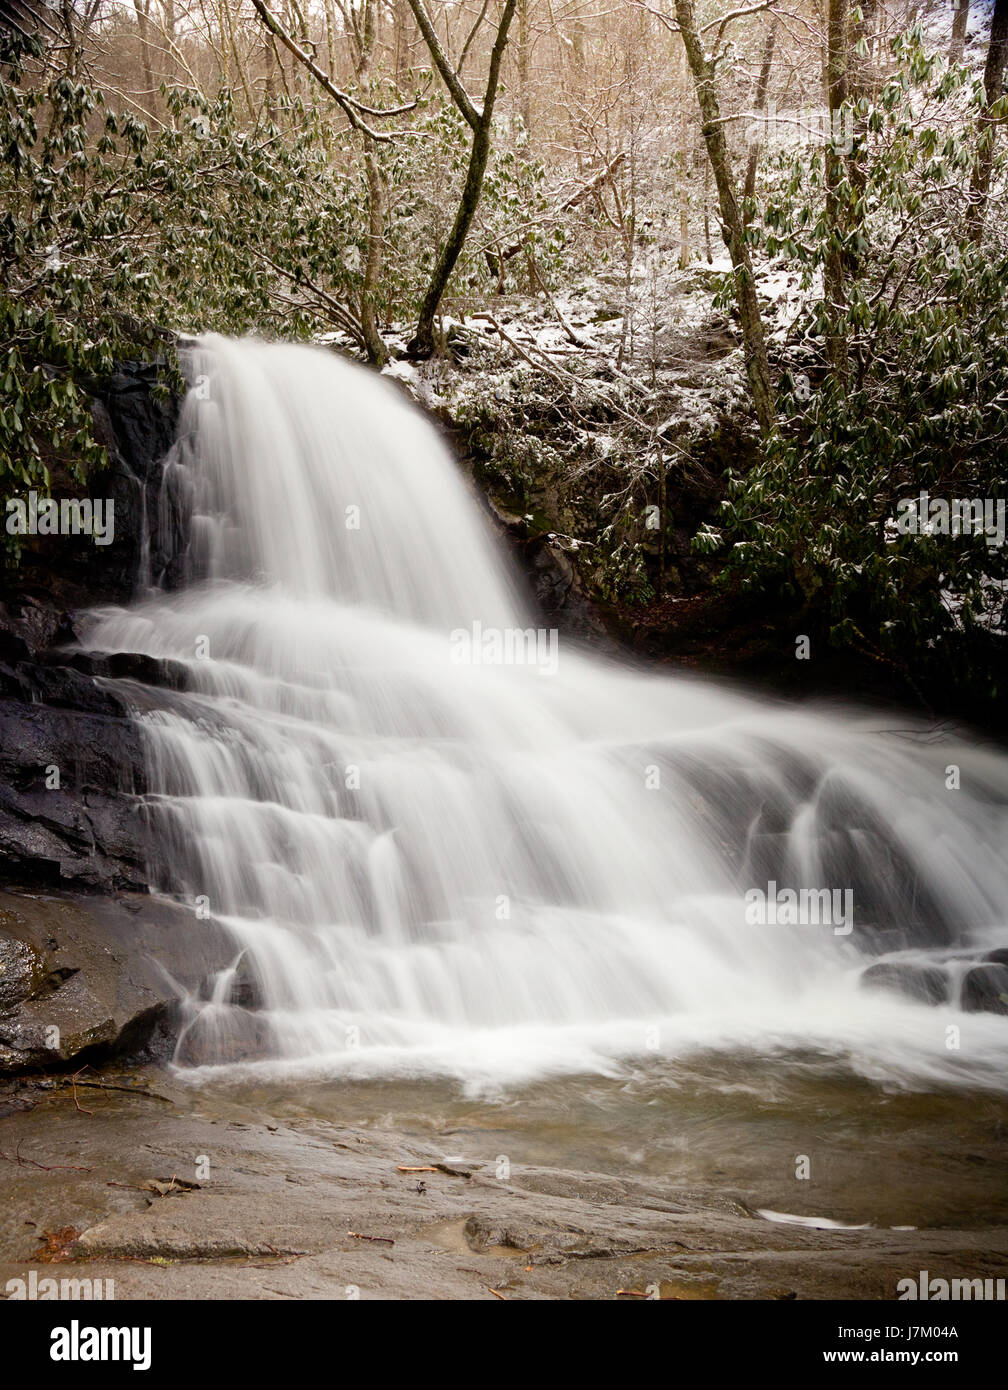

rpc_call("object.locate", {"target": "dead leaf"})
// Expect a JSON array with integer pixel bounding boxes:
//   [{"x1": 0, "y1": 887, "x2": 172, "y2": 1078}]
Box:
[
  {"x1": 142, "y1": 1177, "x2": 200, "y2": 1197},
  {"x1": 37, "y1": 1227, "x2": 81, "y2": 1263}
]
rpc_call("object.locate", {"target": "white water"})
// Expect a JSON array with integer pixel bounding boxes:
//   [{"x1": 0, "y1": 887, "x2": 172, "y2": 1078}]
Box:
[{"x1": 81, "y1": 336, "x2": 1008, "y2": 1092}]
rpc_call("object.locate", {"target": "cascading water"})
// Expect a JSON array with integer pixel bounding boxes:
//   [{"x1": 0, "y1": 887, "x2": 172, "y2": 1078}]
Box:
[{"x1": 81, "y1": 336, "x2": 1008, "y2": 1091}]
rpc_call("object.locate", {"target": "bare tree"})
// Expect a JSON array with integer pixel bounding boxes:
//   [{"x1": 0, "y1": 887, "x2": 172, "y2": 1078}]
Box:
[
  {"x1": 404, "y1": 0, "x2": 518, "y2": 357},
  {"x1": 824, "y1": 0, "x2": 851, "y2": 382},
  {"x1": 968, "y1": 0, "x2": 1008, "y2": 240},
  {"x1": 743, "y1": 17, "x2": 776, "y2": 218},
  {"x1": 250, "y1": 0, "x2": 417, "y2": 359},
  {"x1": 356, "y1": 0, "x2": 390, "y2": 364},
  {"x1": 673, "y1": 0, "x2": 775, "y2": 434}
]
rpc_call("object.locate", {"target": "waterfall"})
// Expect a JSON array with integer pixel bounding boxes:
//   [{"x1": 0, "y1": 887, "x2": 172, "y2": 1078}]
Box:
[{"x1": 81, "y1": 336, "x2": 1008, "y2": 1090}]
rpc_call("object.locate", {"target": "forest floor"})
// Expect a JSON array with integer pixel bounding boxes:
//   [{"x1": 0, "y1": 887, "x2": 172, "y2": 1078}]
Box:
[{"x1": 2, "y1": 1068, "x2": 1007, "y2": 1300}]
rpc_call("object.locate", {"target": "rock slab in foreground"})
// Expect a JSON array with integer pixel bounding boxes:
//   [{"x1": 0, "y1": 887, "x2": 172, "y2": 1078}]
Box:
[{"x1": 1, "y1": 1085, "x2": 1007, "y2": 1301}]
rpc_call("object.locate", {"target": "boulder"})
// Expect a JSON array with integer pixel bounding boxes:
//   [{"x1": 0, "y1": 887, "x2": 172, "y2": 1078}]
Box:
[
  {"x1": 961, "y1": 964, "x2": 1008, "y2": 1016},
  {"x1": 859, "y1": 961, "x2": 948, "y2": 1006},
  {"x1": 3, "y1": 361, "x2": 182, "y2": 611},
  {"x1": 0, "y1": 890, "x2": 237, "y2": 1073},
  {"x1": 173, "y1": 1005, "x2": 276, "y2": 1066},
  {"x1": 0, "y1": 361, "x2": 189, "y2": 896},
  {"x1": 0, "y1": 935, "x2": 47, "y2": 1013}
]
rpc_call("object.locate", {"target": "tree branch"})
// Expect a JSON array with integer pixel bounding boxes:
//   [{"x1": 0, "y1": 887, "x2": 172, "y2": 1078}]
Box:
[
  {"x1": 403, "y1": 0, "x2": 481, "y2": 130},
  {"x1": 250, "y1": 0, "x2": 416, "y2": 142},
  {"x1": 459, "y1": 0, "x2": 491, "y2": 73}
]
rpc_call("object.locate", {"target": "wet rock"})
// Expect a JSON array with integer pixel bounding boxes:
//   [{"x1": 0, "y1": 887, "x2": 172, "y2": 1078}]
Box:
[
  {"x1": 229, "y1": 953, "x2": 265, "y2": 1011},
  {"x1": 859, "y1": 961, "x2": 949, "y2": 1006},
  {"x1": 961, "y1": 964, "x2": 1008, "y2": 1015},
  {"x1": 66, "y1": 650, "x2": 190, "y2": 691},
  {"x1": 4, "y1": 363, "x2": 181, "y2": 612},
  {"x1": 0, "y1": 598, "x2": 76, "y2": 660},
  {"x1": 0, "y1": 933, "x2": 47, "y2": 1013},
  {"x1": 0, "y1": 890, "x2": 237, "y2": 1073},
  {"x1": 0, "y1": 700, "x2": 147, "y2": 892},
  {"x1": 173, "y1": 1005, "x2": 276, "y2": 1066},
  {"x1": 3, "y1": 972, "x2": 120, "y2": 1063},
  {"x1": 0, "y1": 363, "x2": 189, "y2": 897},
  {"x1": 487, "y1": 507, "x2": 610, "y2": 642}
]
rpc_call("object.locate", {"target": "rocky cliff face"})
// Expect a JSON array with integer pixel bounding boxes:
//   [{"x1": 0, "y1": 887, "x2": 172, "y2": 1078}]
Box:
[
  {"x1": 0, "y1": 365, "x2": 242, "y2": 1073},
  {"x1": 0, "y1": 364, "x2": 182, "y2": 895}
]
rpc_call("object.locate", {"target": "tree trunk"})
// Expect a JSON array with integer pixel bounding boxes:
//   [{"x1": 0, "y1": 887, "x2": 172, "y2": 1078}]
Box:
[
  {"x1": 703, "y1": 155, "x2": 712, "y2": 263},
  {"x1": 743, "y1": 20, "x2": 777, "y2": 219},
  {"x1": 222, "y1": 0, "x2": 256, "y2": 119},
  {"x1": 950, "y1": 0, "x2": 970, "y2": 63},
  {"x1": 968, "y1": 0, "x2": 1008, "y2": 241},
  {"x1": 679, "y1": 104, "x2": 690, "y2": 269},
  {"x1": 132, "y1": 0, "x2": 157, "y2": 119},
  {"x1": 824, "y1": 0, "x2": 851, "y2": 383},
  {"x1": 518, "y1": 0, "x2": 532, "y2": 134},
  {"x1": 358, "y1": 0, "x2": 389, "y2": 365},
  {"x1": 324, "y1": 0, "x2": 340, "y2": 76},
  {"x1": 674, "y1": 0, "x2": 775, "y2": 435},
  {"x1": 407, "y1": 0, "x2": 518, "y2": 358}
]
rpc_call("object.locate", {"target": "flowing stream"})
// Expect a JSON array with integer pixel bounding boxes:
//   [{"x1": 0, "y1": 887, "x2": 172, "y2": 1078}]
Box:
[{"x1": 80, "y1": 336, "x2": 1008, "y2": 1096}]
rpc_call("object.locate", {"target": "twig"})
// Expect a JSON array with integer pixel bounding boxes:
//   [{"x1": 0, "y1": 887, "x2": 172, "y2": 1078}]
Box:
[
  {"x1": 527, "y1": 256, "x2": 588, "y2": 347},
  {"x1": 71, "y1": 1081, "x2": 174, "y2": 1104},
  {"x1": 70, "y1": 1066, "x2": 93, "y2": 1117},
  {"x1": 348, "y1": 1231, "x2": 395, "y2": 1245},
  {"x1": 488, "y1": 1287, "x2": 508, "y2": 1300},
  {"x1": 397, "y1": 1165, "x2": 438, "y2": 1173},
  {"x1": 0, "y1": 1143, "x2": 94, "y2": 1173}
]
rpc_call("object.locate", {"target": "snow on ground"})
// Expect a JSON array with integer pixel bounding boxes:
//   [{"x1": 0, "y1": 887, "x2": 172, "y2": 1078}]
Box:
[
  {"x1": 366, "y1": 254, "x2": 811, "y2": 447},
  {"x1": 314, "y1": 250, "x2": 818, "y2": 466}
]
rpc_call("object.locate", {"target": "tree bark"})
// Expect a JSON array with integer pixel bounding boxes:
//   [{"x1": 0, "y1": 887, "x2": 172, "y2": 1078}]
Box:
[
  {"x1": 824, "y1": 0, "x2": 851, "y2": 383},
  {"x1": 406, "y1": 0, "x2": 518, "y2": 358},
  {"x1": 674, "y1": 0, "x2": 775, "y2": 435},
  {"x1": 679, "y1": 102, "x2": 690, "y2": 269},
  {"x1": 743, "y1": 19, "x2": 777, "y2": 219},
  {"x1": 950, "y1": 0, "x2": 970, "y2": 63},
  {"x1": 517, "y1": 0, "x2": 532, "y2": 133},
  {"x1": 358, "y1": 0, "x2": 389, "y2": 365},
  {"x1": 703, "y1": 154, "x2": 712, "y2": 263},
  {"x1": 968, "y1": 0, "x2": 1008, "y2": 241}
]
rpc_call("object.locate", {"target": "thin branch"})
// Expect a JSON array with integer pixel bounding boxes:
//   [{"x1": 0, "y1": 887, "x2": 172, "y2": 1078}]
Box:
[
  {"x1": 458, "y1": 0, "x2": 491, "y2": 72},
  {"x1": 250, "y1": 0, "x2": 416, "y2": 142},
  {"x1": 703, "y1": 0, "x2": 778, "y2": 35}
]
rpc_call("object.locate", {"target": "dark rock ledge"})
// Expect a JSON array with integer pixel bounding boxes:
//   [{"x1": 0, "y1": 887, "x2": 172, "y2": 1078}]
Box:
[{"x1": 0, "y1": 889, "x2": 236, "y2": 1072}]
